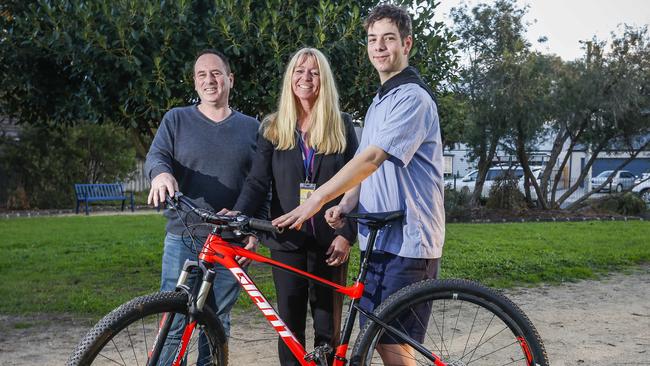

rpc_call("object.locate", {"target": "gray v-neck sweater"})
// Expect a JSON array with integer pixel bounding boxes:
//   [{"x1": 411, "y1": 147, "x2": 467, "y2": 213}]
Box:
[{"x1": 145, "y1": 105, "x2": 259, "y2": 237}]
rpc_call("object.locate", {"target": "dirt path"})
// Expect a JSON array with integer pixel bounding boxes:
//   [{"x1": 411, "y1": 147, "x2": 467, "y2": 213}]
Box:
[{"x1": 1, "y1": 267, "x2": 648, "y2": 365}]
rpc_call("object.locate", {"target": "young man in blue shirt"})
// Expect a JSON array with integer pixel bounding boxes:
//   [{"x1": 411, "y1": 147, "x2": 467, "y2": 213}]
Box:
[{"x1": 273, "y1": 4, "x2": 444, "y2": 364}]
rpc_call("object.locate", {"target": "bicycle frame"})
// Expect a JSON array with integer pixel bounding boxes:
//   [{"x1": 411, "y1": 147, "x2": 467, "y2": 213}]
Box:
[{"x1": 154, "y1": 227, "x2": 446, "y2": 366}]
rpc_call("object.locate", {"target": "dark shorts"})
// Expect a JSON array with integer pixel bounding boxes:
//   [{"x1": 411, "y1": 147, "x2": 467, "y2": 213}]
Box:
[{"x1": 358, "y1": 251, "x2": 440, "y2": 344}]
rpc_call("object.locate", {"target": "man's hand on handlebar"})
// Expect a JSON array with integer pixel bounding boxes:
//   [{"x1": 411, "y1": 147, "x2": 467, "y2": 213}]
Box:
[
  {"x1": 217, "y1": 208, "x2": 240, "y2": 216},
  {"x1": 148, "y1": 173, "x2": 179, "y2": 207}
]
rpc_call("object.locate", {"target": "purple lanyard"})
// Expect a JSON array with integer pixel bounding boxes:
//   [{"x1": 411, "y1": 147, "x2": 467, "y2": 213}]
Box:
[
  {"x1": 297, "y1": 131, "x2": 317, "y2": 235},
  {"x1": 297, "y1": 133, "x2": 315, "y2": 183}
]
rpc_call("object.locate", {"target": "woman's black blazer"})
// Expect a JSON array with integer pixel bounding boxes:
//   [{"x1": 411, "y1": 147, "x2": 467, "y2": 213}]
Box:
[{"x1": 233, "y1": 113, "x2": 358, "y2": 251}]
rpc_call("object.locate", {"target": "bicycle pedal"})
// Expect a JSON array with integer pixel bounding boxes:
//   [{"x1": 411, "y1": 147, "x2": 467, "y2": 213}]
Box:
[{"x1": 304, "y1": 344, "x2": 333, "y2": 365}]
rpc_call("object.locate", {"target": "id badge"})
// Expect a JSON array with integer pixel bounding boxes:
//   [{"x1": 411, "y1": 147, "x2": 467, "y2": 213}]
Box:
[{"x1": 299, "y1": 183, "x2": 317, "y2": 205}]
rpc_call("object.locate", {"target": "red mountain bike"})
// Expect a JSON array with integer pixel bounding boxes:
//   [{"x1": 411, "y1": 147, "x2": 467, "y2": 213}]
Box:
[{"x1": 68, "y1": 192, "x2": 548, "y2": 366}]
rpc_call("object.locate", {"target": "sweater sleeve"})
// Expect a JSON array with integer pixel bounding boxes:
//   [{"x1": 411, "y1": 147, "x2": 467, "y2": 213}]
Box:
[
  {"x1": 145, "y1": 112, "x2": 175, "y2": 181},
  {"x1": 233, "y1": 131, "x2": 274, "y2": 217}
]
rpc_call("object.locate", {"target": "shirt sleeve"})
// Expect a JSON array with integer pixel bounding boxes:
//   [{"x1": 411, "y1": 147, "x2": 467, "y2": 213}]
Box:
[
  {"x1": 333, "y1": 114, "x2": 359, "y2": 243},
  {"x1": 372, "y1": 90, "x2": 432, "y2": 167},
  {"x1": 144, "y1": 111, "x2": 175, "y2": 181}
]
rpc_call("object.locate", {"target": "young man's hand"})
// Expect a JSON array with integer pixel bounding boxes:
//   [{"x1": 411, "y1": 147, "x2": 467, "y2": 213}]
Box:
[{"x1": 325, "y1": 205, "x2": 347, "y2": 229}]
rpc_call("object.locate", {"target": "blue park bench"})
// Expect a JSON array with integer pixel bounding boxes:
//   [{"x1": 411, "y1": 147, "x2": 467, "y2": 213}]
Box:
[{"x1": 75, "y1": 183, "x2": 135, "y2": 215}]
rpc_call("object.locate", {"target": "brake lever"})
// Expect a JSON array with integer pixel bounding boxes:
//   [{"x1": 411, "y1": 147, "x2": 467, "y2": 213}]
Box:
[{"x1": 164, "y1": 195, "x2": 178, "y2": 210}]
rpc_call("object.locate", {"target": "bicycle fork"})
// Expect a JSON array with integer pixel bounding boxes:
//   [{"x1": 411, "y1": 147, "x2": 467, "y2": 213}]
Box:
[{"x1": 147, "y1": 260, "x2": 213, "y2": 366}]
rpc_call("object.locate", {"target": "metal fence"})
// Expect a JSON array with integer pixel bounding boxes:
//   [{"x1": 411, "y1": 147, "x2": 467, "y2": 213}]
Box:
[
  {"x1": 124, "y1": 160, "x2": 149, "y2": 192},
  {"x1": 545, "y1": 176, "x2": 590, "y2": 208}
]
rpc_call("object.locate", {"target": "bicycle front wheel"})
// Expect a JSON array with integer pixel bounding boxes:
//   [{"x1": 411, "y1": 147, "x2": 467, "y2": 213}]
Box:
[
  {"x1": 351, "y1": 279, "x2": 548, "y2": 366},
  {"x1": 67, "y1": 291, "x2": 227, "y2": 366}
]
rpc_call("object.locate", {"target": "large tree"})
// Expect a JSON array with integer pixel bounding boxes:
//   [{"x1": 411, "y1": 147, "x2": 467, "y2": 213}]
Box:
[
  {"x1": 537, "y1": 26, "x2": 650, "y2": 209},
  {"x1": 1, "y1": 0, "x2": 457, "y2": 154},
  {"x1": 500, "y1": 52, "x2": 560, "y2": 208},
  {"x1": 450, "y1": 0, "x2": 532, "y2": 206}
]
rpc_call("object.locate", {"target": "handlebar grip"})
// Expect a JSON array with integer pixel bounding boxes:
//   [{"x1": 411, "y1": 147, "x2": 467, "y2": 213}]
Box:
[{"x1": 248, "y1": 218, "x2": 284, "y2": 234}]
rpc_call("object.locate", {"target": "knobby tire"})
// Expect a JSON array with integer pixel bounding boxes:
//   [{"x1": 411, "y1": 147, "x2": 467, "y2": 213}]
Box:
[
  {"x1": 67, "y1": 291, "x2": 227, "y2": 366},
  {"x1": 351, "y1": 279, "x2": 549, "y2": 366}
]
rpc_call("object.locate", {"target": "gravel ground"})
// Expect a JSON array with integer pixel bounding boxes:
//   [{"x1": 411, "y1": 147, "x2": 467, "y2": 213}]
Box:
[{"x1": 1, "y1": 267, "x2": 648, "y2": 365}]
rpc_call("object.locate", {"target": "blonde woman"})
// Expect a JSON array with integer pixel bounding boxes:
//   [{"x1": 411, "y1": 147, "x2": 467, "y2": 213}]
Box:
[{"x1": 231, "y1": 48, "x2": 358, "y2": 365}]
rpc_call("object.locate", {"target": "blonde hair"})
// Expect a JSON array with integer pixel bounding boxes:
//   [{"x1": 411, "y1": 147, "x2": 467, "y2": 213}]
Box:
[{"x1": 263, "y1": 48, "x2": 346, "y2": 154}]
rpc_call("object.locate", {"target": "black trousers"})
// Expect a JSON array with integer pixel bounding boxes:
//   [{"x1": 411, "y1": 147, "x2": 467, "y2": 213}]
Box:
[{"x1": 271, "y1": 246, "x2": 348, "y2": 366}]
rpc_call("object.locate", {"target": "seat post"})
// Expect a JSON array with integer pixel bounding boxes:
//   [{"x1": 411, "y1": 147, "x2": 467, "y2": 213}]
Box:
[
  {"x1": 356, "y1": 226, "x2": 379, "y2": 285},
  {"x1": 336, "y1": 225, "x2": 381, "y2": 353}
]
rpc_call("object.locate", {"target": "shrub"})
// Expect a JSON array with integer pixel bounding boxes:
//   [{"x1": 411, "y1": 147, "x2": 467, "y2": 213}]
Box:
[
  {"x1": 486, "y1": 172, "x2": 527, "y2": 210},
  {"x1": 1, "y1": 123, "x2": 136, "y2": 209},
  {"x1": 445, "y1": 186, "x2": 472, "y2": 220},
  {"x1": 586, "y1": 193, "x2": 647, "y2": 216}
]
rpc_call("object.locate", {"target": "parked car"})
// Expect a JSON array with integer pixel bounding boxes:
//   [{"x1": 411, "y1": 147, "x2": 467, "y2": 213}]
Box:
[
  {"x1": 518, "y1": 167, "x2": 545, "y2": 200},
  {"x1": 632, "y1": 173, "x2": 650, "y2": 204},
  {"x1": 450, "y1": 165, "x2": 526, "y2": 197},
  {"x1": 450, "y1": 169, "x2": 478, "y2": 193},
  {"x1": 590, "y1": 170, "x2": 636, "y2": 193}
]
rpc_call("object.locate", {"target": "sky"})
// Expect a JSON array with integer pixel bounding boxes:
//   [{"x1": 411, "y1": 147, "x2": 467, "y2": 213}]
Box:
[{"x1": 433, "y1": 0, "x2": 650, "y2": 61}]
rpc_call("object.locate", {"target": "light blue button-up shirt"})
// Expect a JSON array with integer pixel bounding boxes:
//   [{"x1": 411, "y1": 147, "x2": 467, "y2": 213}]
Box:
[{"x1": 357, "y1": 83, "x2": 445, "y2": 259}]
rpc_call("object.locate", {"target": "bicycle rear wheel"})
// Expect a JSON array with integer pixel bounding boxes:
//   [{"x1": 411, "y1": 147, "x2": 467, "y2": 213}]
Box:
[
  {"x1": 351, "y1": 279, "x2": 548, "y2": 366},
  {"x1": 67, "y1": 291, "x2": 227, "y2": 366}
]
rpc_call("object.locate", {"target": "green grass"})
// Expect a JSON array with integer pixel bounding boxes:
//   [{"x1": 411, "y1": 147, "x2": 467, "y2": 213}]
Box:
[
  {"x1": 441, "y1": 221, "x2": 649, "y2": 287},
  {"x1": 0, "y1": 215, "x2": 648, "y2": 318},
  {"x1": 0, "y1": 215, "x2": 165, "y2": 316}
]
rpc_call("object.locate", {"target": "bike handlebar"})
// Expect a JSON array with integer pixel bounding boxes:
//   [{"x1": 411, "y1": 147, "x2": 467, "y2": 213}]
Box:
[
  {"x1": 165, "y1": 192, "x2": 283, "y2": 234},
  {"x1": 248, "y1": 218, "x2": 282, "y2": 233}
]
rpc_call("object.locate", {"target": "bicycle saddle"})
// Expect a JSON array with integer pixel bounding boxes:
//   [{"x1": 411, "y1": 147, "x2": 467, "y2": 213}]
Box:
[{"x1": 345, "y1": 210, "x2": 404, "y2": 227}]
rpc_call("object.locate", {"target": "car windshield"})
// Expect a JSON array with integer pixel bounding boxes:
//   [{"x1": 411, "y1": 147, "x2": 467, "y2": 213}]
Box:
[
  {"x1": 486, "y1": 167, "x2": 522, "y2": 180},
  {"x1": 596, "y1": 170, "x2": 613, "y2": 178}
]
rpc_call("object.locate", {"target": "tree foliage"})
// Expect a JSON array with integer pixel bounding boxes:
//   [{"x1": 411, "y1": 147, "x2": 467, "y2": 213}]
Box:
[
  {"x1": 450, "y1": 0, "x2": 649, "y2": 209},
  {"x1": 1, "y1": 0, "x2": 457, "y2": 153},
  {"x1": 450, "y1": 0, "x2": 531, "y2": 206},
  {"x1": 1, "y1": 123, "x2": 136, "y2": 209},
  {"x1": 546, "y1": 26, "x2": 650, "y2": 209}
]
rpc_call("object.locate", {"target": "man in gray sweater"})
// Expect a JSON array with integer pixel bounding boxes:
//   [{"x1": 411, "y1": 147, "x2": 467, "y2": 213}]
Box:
[{"x1": 145, "y1": 49, "x2": 259, "y2": 359}]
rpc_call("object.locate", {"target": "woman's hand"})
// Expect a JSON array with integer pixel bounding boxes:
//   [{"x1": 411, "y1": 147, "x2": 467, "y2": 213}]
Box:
[
  {"x1": 237, "y1": 235, "x2": 258, "y2": 267},
  {"x1": 325, "y1": 235, "x2": 351, "y2": 267},
  {"x1": 272, "y1": 192, "x2": 325, "y2": 230}
]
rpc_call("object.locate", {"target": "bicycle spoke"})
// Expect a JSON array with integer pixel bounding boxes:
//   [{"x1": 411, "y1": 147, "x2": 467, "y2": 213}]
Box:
[
  {"x1": 68, "y1": 292, "x2": 224, "y2": 366},
  {"x1": 448, "y1": 297, "x2": 464, "y2": 359},
  {"x1": 429, "y1": 304, "x2": 451, "y2": 357},
  {"x1": 357, "y1": 283, "x2": 546, "y2": 365},
  {"x1": 466, "y1": 313, "x2": 496, "y2": 364},
  {"x1": 441, "y1": 299, "x2": 446, "y2": 356},
  {"x1": 125, "y1": 326, "x2": 139, "y2": 366},
  {"x1": 97, "y1": 352, "x2": 126, "y2": 365},
  {"x1": 461, "y1": 304, "x2": 481, "y2": 359},
  {"x1": 111, "y1": 338, "x2": 128, "y2": 365},
  {"x1": 370, "y1": 339, "x2": 423, "y2": 366},
  {"x1": 141, "y1": 318, "x2": 149, "y2": 364},
  {"x1": 185, "y1": 328, "x2": 206, "y2": 364},
  {"x1": 411, "y1": 305, "x2": 443, "y2": 357},
  {"x1": 466, "y1": 340, "x2": 525, "y2": 365},
  {"x1": 471, "y1": 325, "x2": 510, "y2": 354},
  {"x1": 391, "y1": 320, "x2": 431, "y2": 366}
]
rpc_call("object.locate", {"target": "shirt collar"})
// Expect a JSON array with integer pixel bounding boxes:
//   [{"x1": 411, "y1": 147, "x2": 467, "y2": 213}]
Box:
[{"x1": 376, "y1": 66, "x2": 436, "y2": 103}]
